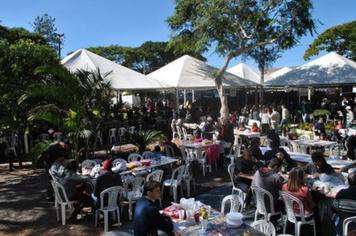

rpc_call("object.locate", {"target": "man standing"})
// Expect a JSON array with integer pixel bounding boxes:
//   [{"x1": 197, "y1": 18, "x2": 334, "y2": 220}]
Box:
[
  {"x1": 269, "y1": 107, "x2": 280, "y2": 131},
  {"x1": 280, "y1": 104, "x2": 289, "y2": 136},
  {"x1": 134, "y1": 181, "x2": 180, "y2": 236}
]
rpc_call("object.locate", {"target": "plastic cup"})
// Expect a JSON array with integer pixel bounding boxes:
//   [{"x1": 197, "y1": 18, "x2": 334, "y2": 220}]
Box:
[
  {"x1": 178, "y1": 210, "x2": 185, "y2": 221},
  {"x1": 201, "y1": 219, "x2": 208, "y2": 232}
]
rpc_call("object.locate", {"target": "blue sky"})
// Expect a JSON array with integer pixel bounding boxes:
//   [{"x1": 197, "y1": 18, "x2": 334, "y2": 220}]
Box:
[{"x1": 1, "y1": 0, "x2": 355, "y2": 70}]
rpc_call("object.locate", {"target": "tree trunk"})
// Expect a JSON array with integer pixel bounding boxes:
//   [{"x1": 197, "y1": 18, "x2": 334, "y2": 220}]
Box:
[
  {"x1": 215, "y1": 54, "x2": 233, "y2": 120},
  {"x1": 216, "y1": 82, "x2": 229, "y2": 119}
]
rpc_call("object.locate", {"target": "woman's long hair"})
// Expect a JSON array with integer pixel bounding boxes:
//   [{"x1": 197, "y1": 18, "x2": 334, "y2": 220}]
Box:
[{"x1": 287, "y1": 167, "x2": 305, "y2": 192}]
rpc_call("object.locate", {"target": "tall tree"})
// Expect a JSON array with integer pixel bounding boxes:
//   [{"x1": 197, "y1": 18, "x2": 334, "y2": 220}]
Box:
[
  {"x1": 168, "y1": 0, "x2": 316, "y2": 118},
  {"x1": 32, "y1": 14, "x2": 64, "y2": 56},
  {"x1": 304, "y1": 21, "x2": 356, "y2": 61},
  {"x1": 87, "y1": 41, "x2": 205, "y2": 74},
  {"x1": 0, "y1": 25, "x2": 59, "y2": 170}
]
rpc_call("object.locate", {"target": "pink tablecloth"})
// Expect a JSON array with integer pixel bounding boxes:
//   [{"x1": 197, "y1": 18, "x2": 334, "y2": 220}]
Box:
[{"x1": 204, "y1": 144, "x2": 220, "y2": 164}]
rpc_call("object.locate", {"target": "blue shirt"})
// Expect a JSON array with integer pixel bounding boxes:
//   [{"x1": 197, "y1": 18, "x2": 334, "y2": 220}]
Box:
[{"x1": 133, "y1": 197, "x2": 174, "y2": 236}]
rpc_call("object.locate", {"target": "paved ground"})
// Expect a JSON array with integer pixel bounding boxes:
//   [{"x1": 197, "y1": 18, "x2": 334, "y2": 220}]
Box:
[{"x1": 0, "y1": 161, "x2": 235, "y2": 236}]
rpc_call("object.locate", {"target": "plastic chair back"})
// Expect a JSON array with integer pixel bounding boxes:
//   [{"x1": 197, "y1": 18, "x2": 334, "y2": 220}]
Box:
[
  {"x1": 123, "y1": 177, "x2": 145, "y2": 200},
  {"x1": 100, "y1": 186, "x2": 123, "y2": 211},
  {"x1": 251, "y1": 185, "x2": 276, "y2": 216},
  {"x1": 82, "y1": 159, "x2": 97, "y2": 168},
  {"x1": 280, "y1": 191, "x2": 306, "y2": 223},
  {"x1": 343, "y1": 216, "x2": 356, "y2": 236},
  {"x1": 128, "y1": 153, "x2": 143, "y2": 162},
  {"x1": 221, "y1": 194, "x2": 243, "y2": 215},
  {"x1": 251, "y1": 220, "x2": 276, "y2": 236},
  {"x1": 142, "y1": 151, "x2": 154, "y2": 159},
  {"x1": 52, "y1": 181, "x2": 71, "y2": 204},
  {"x1": 146, "y1": 169, "x2": 164, "y2": 183}
]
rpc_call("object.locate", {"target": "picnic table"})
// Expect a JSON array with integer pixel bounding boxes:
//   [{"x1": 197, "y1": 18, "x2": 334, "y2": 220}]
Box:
[
  {"x1": 119, "y1": 156, "x2": 178, "y2": 175},
  {"x1": 289, "y1": 139, "x2": 337, "y2": 149},
  {"x1": 165, "y1": 202, "x2": 265, "y2": 236}
]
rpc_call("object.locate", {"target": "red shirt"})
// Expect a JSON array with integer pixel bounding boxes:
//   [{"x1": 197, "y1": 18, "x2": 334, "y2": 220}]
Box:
[{"x1": 282, "y1": 184, "x2": 315, "y2": 215}]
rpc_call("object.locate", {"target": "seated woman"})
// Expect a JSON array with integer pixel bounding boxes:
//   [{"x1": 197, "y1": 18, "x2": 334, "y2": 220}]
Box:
[
  {"x1": 193, "y1": 129, "x2": 203, "y2": 143},
  {"x1": 282, "y1": 167, "x2": 315, "y2": 215},
  {"x1": 251, "y1": 122, "x2": 259, "y2": 132}
]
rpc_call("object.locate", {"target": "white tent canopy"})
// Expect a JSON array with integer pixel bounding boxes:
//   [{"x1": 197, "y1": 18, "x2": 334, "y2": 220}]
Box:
[
  {"x1": 267, "y1": 66, "x2": 293, "y2": 81},
  {"x1": 147, "y1": 55, "x2": 258, "y2": 89},
  {"x1": 227, "y1": 63, "x2": 262, "y2": 84},
  {"x1": 62, "y1": 49, "x2": 171, "y2": 90},
  {"x1": 266, "y1": 52, "x2": 356, "y2": 87}
]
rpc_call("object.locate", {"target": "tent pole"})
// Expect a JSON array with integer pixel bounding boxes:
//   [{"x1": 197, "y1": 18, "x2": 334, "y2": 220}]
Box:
[
  {"x1": 298, "y1": 88, "x2": 301, "y2": 105},
  {"x1": 183, "y1": 89, "x2": 186, "y2": 106},
  {"x1": 192, "y1": 89, "x2": 195, "y2": 103},
  {"x1": 116, "y1": 90, "x2": 119, "y2": 104},
  {"x1": 175, "y1": 89, "x2": 179, "y2": 111}
]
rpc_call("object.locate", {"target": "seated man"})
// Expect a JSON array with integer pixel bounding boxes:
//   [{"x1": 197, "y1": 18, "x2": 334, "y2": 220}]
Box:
[
  {"x1": 252, "y1": 158, "x2": 284, "y2": 212},
  {"x1": 304, "y1": 151, "x2": 345, "y2": 185},
  {"x1": 51, "y1": 157, "x2": 92, "y2": 222},
  {"x1": 133, "y1": 181, "x2": 179, "y2": 236},
  {"x1": 201, "y1": 117, "x2": 215, "y2": 140},
  {"x1": 333, "y1": 171, "x2": 356, "y2": 235},
  {"x1": 264, "y1": 137, "x2": 296, "y2": 171},
  {"x1": 92, "y1": 159, "x2": 122, "y2": 209}
]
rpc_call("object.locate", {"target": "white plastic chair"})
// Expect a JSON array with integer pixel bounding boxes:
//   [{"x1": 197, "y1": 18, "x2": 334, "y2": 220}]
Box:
[
  {"x1": 182, "y1": 127, "x2": 193, "y2": 141},
  {"x1": 117, "y1": 127, "x2": 127, "y2": 143},
  {"x1": 251, "y1": 220, "x2": 276, "y2": 236},
  {"x1": 226, "y1": 144, "x2": 241, "y2": 164},
  {"x1": 95, "y1": 186, "x2": 123, "y2": 232},
  {"x1": 146, "y1": 169, "x2": 164, "y2": 206},
  {"x1": 51, "y1": 181, "x2": 75, "y2": 225},
  {"x1": 227, "y1": 163, "x2": 247, "y2": 210},
  {"x1": 280, "y1": 191, "x2": 316, "y2": 236},
  {"x1": 176, "y1": 126, "x2": 183, "y2": 140},
  {"x1": 220, "y1": 194, "x2": 243, "y2": 215},
  {"x1": 180, "y1": 146, "x2": 192, "y2": 163},
  {"x1": 128, "y1": 153, "x2": 143, "y2": 162},
  {"x1": 251, "y1": 185, "x2": 282, "y2": 222},
  {"x1": 82, "y1": 159, "x2": 97, "y2": 169},
  {"x1": 122, "y1": 177, "x2": 145, "y2": 220},
  {"x1": 182, "y1": 163, "x2": 196, "y2": 197},
  {"x1": 171, "y1": 120, "x2": 177, "y2": 138},
  {"x1": 146, "y1": 169, "x2": 164, "y2": 182},
  {"x1": 281, "y1": 146, "x2": 290, "y2": 153},
  {"x1": 343, "y1": 216, "x2": 356, "y2": 236},
  {"x1": 164, "y1": 145, "x2": 175, "y2": 158},
  {"x1": 162, "y1": 165, "x2": 185, "y2": 203},
  {"x1": 142, "y1": 151, "x2": 154, "y2": 159},
  {"x1": 109, "y1": 128, "x2": 117, "y2": 145},
  {"x1": 112, "y1": 158, "x2": 127, "y2": 168}
]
